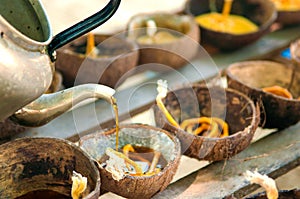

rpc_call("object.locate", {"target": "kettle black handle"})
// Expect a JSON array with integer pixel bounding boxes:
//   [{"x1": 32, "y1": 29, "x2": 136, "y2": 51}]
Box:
[{"x1": 47, "y1": 0, "x2": 121, "y2": 61}]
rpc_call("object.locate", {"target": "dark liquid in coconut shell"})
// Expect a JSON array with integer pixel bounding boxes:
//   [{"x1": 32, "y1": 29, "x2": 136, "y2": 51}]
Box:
[
  {"x1": 124, "y1": 145, "x2": 168, "y2": 171},
  {"x1": 16, "y1": 190, "x2": 70, "y2": 199}
]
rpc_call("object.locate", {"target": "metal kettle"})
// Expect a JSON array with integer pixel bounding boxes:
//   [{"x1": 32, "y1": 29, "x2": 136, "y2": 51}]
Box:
[{"x1": 0, "y1": 0, "x2": 121, "y2": 126}]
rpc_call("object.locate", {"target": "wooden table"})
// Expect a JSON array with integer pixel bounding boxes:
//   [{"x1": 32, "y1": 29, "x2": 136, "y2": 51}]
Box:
[
  {"x1": 154, "y1": 124, "x2": 300, "y2": 198},
  {"x1": 15, "y1": 24, "x2": 300, "y2": 198}
]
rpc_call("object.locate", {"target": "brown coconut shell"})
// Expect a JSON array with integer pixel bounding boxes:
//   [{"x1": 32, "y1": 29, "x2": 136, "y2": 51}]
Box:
[
  {"x1": 55, "y1": 34, "x2": 138, "y2": 88},
  {"x1": 79, "y1": 124, "x2": 181, "y2": 199},
  {"x1": 276, "y1": 10, "x2": 300, "y2": 26},
  {"x1": 154, "y1": 85, "x2": 260, "y2": 162},
  {"x1": 0, "y1": 118, "x2": 27, "y2": 142},
  {"x1": 127, "y1": 13, "x2": 200, "y2": 70},
  {"x1": 0, "y1": 137, "x2": 100, "y2": 199},
  {"x1": 226, "y1": 60, "x2": 300, "y2": 129},
  {"x1": 185, "y1": 0, "x2": 277, "y2": 50}
]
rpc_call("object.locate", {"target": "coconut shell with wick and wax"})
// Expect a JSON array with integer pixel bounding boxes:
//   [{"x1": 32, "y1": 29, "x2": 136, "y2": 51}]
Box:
[
  {"x1": 55, "y1": 33, "x2": 138, "y2": 88},
  {"x1": 154, "y1": 84, "x2": 260, "y2": 162},
  {"x1": 270, "y1": 0, "x2": 300, "y2": 26},
  {"x1": 185, "y1": 0, "x2": 277, "y2": 50},
  {"x1": 79, "y1": 124, "x2": 181, "y2": 199},
  {"x1": 127, "y1": 13, "x2": 199, "y2": 71}
]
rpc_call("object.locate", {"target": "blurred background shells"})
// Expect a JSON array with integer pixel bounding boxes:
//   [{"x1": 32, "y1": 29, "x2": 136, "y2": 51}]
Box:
[{"x1": 185, "y1": 0, "x2": 277, "y2": 50}]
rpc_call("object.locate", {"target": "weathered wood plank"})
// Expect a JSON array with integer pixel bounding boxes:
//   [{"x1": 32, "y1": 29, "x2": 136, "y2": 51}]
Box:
[{"x1": 153, "y1": 123, "x2": 300, "y2": 199}]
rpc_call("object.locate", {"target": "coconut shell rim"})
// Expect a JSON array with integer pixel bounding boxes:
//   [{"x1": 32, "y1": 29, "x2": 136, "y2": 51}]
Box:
[
  {"x1": 184, "y1": 0, "x2": 278, "y2": 35},
  {"x1": 0, "y1": 137, "x2": 101, "y2": 199},
  {"x1": 226, "y1": 60, "x2": 300, "y2": 102},
  {"x1": 126, "y1": 12, "x2": 200, "y2": 46},
  {"x1": 56, "y1": 34, "x2": 139, "y2": 62},
  {"x1": 79, "y1": 123, "x2": 182, "y2": 179}
]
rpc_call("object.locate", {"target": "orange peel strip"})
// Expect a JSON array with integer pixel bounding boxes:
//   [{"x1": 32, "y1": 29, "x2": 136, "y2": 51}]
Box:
[
  {"x1": 107, "y1": 148, "x2": 143, "y2": 175},
  {"x1": 156, "y1": 97, "x2": 180, "y2": 128},
  {"x1": 193, "y1": 123, "x2": 210, "y2": 135},
  {"x1": 122, "y1": 144, "x2": 136, "y2": 170},
  {"x1": 123, "y1": 144, "x2": 135, "y2": 157},
  {"x1": 147, "y1": 151, "x2": 161, "y2": 174},
  {"x1": 212, "y1": 117, "x2": 229, "y2": 137},
  {"x1": 180, "y1": 117, "x2": 212, "y2": 130},
  {"x1": 262, "y1": 85, "x2": 293, "y2": 99},
  {"x1": 122, "y1": 144, "x2": 152, "y2": 169},
  {"x1": 180, "y1": 117, "x2": 220, "y2": 137},
  {"x1": 181, "y1": 117, "x2": 229, "y2": 138},
  {"x1": 206, "y1": 119, "x2": 220, "y2": 138}
]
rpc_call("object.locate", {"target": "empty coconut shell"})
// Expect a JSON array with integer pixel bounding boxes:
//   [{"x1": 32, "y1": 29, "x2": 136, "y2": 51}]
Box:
[{"x1": 226, "y1": 60, "x2": 300, "y2": 129}]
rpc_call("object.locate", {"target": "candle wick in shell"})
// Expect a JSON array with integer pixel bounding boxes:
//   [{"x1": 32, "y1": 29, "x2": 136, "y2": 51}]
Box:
[
  {"x1": 209, "y1": 0, "x2": 217, "y2": 12},
  {"x1": 222, "y1": 0, "x2": 233, "y2": 17},
  {"x1": 86, "y1": 32, "x2": 97, "y2": 58},
  {"x1": 71, "y1": 171, "x2": 87, "y2": 199},
  {"x1": 156, "y1": 80, "x2": 180, "y2": 128},
  {"x1": 146, "y1": 19, "x2": 158, "y2": 40}
]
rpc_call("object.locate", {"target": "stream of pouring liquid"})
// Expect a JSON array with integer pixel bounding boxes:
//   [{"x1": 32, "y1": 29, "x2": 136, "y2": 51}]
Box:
[
  {"x1": 111, "y1": 97, "x2": 120, "y2": 151},
  {"x1": 86, "y1": 33, "x2": 119, "y2": 150}
]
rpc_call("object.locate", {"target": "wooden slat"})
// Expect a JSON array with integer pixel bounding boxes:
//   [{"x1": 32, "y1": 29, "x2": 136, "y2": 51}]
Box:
[{"x1": 153, "y1": 123, "x2": 300, "y2": 199}]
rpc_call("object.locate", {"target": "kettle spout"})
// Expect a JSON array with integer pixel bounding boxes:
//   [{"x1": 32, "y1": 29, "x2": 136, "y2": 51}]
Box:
[{"x1": 10, "y1": 84, "x2": 115, "y2": 127}]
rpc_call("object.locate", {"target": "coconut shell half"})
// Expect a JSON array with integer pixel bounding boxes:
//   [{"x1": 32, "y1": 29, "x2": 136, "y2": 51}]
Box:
[
  {"x1": 185, "y1": 0, "x2": 277, "y2": 50},
  {"x1": 154, "y1": 85, "x2": 260, "y2": 162},
  {"x1": 226, "y1": 60, "x2": 300, "y2": 129},
  {"x1": 55, "y1": 34, "x2": 138, "y2": 88},
  {"x1": 79, "y1": 124, "x2": 181, "y2": 199},
  {"x1": 276, "y1": 10, "x2": 300, "y2": 26},
  {"x1": 127, "y1": 13, "x2": 199, "y2": 70},
  {"x1": 0, "y1": 137, "x2": 100, "y2": 199}
]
